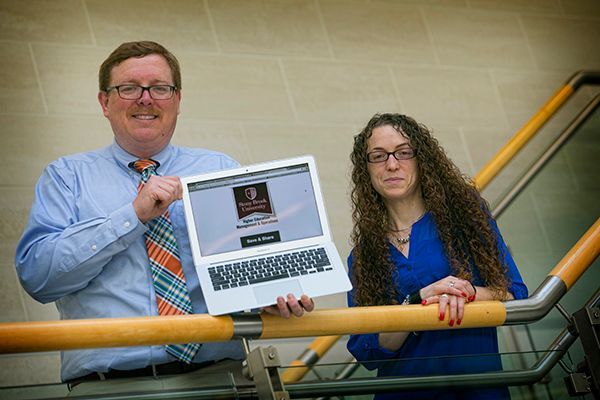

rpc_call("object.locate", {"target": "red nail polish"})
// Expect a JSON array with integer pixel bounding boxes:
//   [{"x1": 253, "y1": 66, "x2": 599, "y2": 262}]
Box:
[
  {"x1": 421, "y1": 299, "x2": 427, "y2": 305},
  {"x1": 449, "y1": 319, "x2": 454, "y2": 327},
  {"x1": 439, "y1": 312, "x2": 444, "y2": 321},
  {"x1": 469, "y1": 296, "x2": 474, "y2": 302},
  {"x1": 457, "y1": 319, "x2": 462, "y2": 325},
  {"x1": 462, "y1": 292, "x2": 467, "y2": 297}
]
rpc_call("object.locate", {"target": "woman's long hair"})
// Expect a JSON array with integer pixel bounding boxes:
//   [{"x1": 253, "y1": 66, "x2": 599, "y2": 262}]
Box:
[{"x1": 350, "y1": 113, "x2": 509, "y2": 306}]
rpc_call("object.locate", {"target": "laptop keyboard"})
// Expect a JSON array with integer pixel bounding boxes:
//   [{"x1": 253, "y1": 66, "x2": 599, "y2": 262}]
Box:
[{"x1": 208, "y1": 247, "x2": 333, "y2": 291}]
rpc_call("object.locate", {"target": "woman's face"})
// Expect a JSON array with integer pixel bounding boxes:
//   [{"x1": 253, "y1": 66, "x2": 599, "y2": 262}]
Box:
[{"x1": 366, "y1": 125, "x2": 420, "y2": 204}]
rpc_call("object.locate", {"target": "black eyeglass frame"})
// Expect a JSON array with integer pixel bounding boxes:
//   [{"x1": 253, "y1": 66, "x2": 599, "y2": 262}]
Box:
[
  {"x1": 366, "y1": 148, "x2": 417, "y2": 163},
  {"x1": 105, "y1": 84, "x2": 178, "y2": 100}
]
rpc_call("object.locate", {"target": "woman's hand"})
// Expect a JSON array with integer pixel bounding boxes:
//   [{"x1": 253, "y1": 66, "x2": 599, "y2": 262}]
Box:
[
  {"x1": 426, "y1": 293, "x2": 467, "y2": 326},
  {"x1": 419, "y1": 275, "x2": 476, "y2": 326},
  {"x1": 419, "y1": 275, "x2": 474, "y2": 301}
]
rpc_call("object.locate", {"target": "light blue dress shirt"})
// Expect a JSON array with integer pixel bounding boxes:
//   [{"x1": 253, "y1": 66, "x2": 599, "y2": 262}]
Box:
[{"x1": 15, "y1": 142, "x2": 243, "y2": 381}]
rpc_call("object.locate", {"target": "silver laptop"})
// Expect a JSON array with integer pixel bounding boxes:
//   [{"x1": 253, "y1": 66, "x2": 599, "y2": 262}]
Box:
[{"x1": 181, "y1": 155, "x2": 352, "y2": 315}]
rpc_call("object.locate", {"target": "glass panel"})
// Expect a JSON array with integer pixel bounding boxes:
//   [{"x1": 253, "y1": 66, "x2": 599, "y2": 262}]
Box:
[
  {"x1": 280, "y1": 351, "x2": 576, "y2": 400},
  {"x1": 0, "y1": 384, "x2": 68, "y2": 400},
  {"x1": 0, "y1": 350, "x2": 581, "y2": 400},
  {"x1": 495, "y1": 100, "x2": 600, "y2": 399},
  {"x1": 0, "y1": 370, "x2": 238, "y2": 400},
  {"x1": 281, "y1": 350, "x2": 544, "y2": 379}
]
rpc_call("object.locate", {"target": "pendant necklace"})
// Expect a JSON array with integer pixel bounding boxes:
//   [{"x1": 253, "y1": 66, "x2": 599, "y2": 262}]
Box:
[
  {"x1": 390, "y1": 210, "x2": 426, "y2": 247},
  {"x1": 396, "y1": 235, "x2": 411, "y2": 246}
]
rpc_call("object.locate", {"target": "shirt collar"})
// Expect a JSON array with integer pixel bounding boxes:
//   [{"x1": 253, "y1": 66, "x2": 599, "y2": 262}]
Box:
[{"x1": 110, "y1": 141, "x2": 175, "y2": 175}]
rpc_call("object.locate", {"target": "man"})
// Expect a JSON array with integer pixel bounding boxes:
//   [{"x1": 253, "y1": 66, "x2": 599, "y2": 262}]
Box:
[{"x1": 15, "y1": 41, "x2": 313, "y2": 389}]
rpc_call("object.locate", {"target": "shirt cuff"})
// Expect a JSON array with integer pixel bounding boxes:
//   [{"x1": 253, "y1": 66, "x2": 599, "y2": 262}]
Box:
[
  {"x1": 110, "y1": 203, "x2": 147, "y2": 239},
  {"x1": 359, "y1": 333, "x2": 402, "y2": 360}
]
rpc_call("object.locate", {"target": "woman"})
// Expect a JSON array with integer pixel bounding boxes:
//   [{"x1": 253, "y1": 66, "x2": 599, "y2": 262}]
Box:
[{"x1": 347, "y1": 113, "x2": 528, "y2": 399}]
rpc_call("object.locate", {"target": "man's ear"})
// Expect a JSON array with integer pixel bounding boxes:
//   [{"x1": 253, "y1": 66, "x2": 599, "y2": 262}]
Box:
[{"x1": 98, "y1": 91, "x2": 110, "y2": 117}]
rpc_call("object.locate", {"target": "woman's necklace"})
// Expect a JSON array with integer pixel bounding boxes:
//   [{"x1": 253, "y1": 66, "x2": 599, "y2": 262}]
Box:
[
  {"x1": 390, "y1": 210, "x2": 426, "y2": 247},
  {"x1": 396, "y1": 235, "x2": 411, "y2": 246}
]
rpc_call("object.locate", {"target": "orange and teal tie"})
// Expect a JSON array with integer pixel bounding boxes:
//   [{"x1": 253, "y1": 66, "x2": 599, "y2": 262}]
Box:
[{"x1": 129, "y1": 159, "x2": 200, "y2": 363}]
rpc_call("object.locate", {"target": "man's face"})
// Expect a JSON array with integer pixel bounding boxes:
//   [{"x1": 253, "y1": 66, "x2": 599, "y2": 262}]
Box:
[{"x1": 98, "y1": 54, "x2": 181, "y2": 158}]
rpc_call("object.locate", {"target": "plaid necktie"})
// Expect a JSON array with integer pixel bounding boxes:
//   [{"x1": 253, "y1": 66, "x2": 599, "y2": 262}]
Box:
[{"x1": 129, "y1": 158, "x2": 200, "y2": 363}]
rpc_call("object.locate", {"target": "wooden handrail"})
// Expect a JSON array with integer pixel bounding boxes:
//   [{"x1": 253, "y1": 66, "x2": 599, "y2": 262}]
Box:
[
  {"x1": 0, "y1": 314, "x2": 234, "y2": 354},
  {"x1": 549, "y1": 218, "x2": 600, "y2": 289},
  {"x1": 261, "y1": 302, "x2": 506, "y2": 339},
  {"x1": 474, "y1": 70, "x2": 600, "y2": 190},
  {"x1": 474, "y1": 84, "x2": 573, "y2": 189},
  {"x1": 282, "y1": 335, "x2": 340, "y2": 383},
  {"x1": 0, "y1": 302, "x2": 506, "y2": 354}
]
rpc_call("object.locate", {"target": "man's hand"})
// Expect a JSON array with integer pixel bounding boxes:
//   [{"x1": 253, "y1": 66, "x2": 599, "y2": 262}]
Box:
[
  {"x1": 133, "y1": 175, "x2": 182, "y2": 223},
  {"x1": 261, "y1": 294, "x2": 315, "y2": 319}
]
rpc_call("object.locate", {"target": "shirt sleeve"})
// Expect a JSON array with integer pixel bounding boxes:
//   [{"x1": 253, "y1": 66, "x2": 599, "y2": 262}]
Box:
[
  {"x1": 15, "y1": 162, "x2": 147, "y2": 303},
  {"x1": 346, "y1": 253, "x2": 403, "y2": 369},
  {"x1": 491, "y1": 218, "x2": 528, "y2": 300}
]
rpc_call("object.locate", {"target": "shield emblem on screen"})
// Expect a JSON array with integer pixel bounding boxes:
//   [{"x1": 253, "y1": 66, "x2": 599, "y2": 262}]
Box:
[
  {"x1": 245, "y1": 187, "x2": 257, "y2": 200},
  {"x1": 233, "y1": 182, "x2": 273, "y2": 219}
]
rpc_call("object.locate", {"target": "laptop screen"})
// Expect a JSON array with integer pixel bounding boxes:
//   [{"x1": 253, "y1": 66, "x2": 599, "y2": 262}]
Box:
[{"x1": 186, "y1": 162, "x2": 324, "y2": 256}]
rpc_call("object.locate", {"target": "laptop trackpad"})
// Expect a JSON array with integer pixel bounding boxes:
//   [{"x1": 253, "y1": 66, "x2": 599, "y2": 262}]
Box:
[{"x1": 253, "y1": 280, "x2": 303, "y2": 305}]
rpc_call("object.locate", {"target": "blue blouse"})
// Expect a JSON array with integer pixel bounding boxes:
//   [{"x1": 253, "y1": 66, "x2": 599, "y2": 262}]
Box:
[{"x1": 347, "y1": 212, "x2": 528, "y2": 400}]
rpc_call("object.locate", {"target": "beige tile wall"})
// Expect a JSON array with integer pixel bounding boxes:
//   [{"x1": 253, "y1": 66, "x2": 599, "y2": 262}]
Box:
[{"x1": 0, "y1": 0, "x2": 598, "y2": 391}]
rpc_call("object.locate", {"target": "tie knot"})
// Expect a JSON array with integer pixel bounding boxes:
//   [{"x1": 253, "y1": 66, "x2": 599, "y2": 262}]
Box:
[
  {"x1": 129, "y1": 159, "x2": 160, "y2": 183},
  {"x1": 129, "y1": 159, "x2": 160, "y2": 174}
]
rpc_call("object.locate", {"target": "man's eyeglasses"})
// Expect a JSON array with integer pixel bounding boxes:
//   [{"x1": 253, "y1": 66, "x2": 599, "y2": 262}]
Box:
[
  {"x1": 105, "y1": 85, "x2": 177, "y2": 100},
  {"x1": 367, "y1": 148, "x2": 416, "y2": 163}
]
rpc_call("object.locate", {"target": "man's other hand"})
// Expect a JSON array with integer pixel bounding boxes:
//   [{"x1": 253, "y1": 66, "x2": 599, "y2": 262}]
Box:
[
  {"x1": 261, "y1": 294, "x2": 315, "y2": 319},
  {"x1": 133, "y1": 175, "x2": 182, "y2": 223}
]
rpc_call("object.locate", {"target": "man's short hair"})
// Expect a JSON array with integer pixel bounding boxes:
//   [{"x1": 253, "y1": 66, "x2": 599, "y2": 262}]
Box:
[{"x1": 98, "y1": 41, "x2": 182, "y2": 91}]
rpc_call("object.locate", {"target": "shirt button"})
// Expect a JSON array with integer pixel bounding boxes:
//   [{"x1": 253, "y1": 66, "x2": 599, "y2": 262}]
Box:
[
  {"x1": 124, "y1": 221, "x2": 131, "y2": 228},
  {"x1": 91, "y1": 244, "x2": 97, "y2": 251}
]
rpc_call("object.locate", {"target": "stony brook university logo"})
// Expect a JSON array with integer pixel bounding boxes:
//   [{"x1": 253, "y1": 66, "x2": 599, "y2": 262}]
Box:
[
  {"x1": 245, "y1": 187, "x2": 257, "y2": 201},
  {"x1": 233, "y1": 182, "x2": 273, "y2": 219}
]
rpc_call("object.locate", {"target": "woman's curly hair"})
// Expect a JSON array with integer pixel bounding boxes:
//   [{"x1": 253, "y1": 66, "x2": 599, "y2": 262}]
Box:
[{"x1": 350, "y1": 113, "x2": 510, "y2": 306}]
